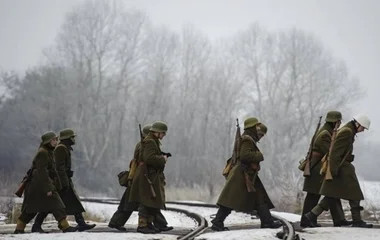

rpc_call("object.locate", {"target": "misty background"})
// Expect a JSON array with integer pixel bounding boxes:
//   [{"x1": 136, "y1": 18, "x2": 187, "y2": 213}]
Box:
[{"x1": 0, "y1": 0, "x2": 379, "y2": 212}]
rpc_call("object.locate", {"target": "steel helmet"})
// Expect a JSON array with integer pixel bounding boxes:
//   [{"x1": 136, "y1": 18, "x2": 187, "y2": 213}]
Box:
[{"x1": 353, "y1": 115, "x2": 371, "y2": 130}]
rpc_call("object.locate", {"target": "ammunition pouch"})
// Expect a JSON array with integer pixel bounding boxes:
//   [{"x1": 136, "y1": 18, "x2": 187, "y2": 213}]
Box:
[
  {"x1": 127, "y1": 159, "x2": 138, "y2": 181},
  {"x1": 299, "y1": 152, "x2": 323, "y2": 172},
  {"x1": 222, "y1": 157, "x2": 233, "y2": 179},
  {"x1": 118, "y1": 170, "x2": 129, "y2": 187},
  {"x1": 298, "y1": 158, "x2": 307, "y2": 171}
]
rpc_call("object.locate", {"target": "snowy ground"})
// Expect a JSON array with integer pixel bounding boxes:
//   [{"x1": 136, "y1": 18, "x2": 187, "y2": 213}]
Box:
[{"x1": 1, "y1": 180, "x2": 380, "y2": 239}]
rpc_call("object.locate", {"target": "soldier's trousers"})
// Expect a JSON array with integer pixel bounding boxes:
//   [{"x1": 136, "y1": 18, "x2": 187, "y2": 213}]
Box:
[
  {"x1": 110, "y1": 208, "x2": 168, "y2": 228},
  {"x1": 19, "y1": 209, "x2": 66, "y2": 224},
  {"x1": 311, "y1": 197, "x2": 345, "y2": 223},
  {"x1": 138, "y1": 205, "x2": 161, "y2": 227},
  {"x1": 301, "y1": 193, "x2": 321, "y2": 224},
  {"x1": 325, "y1": 197, "x2": 353, "y2": 224},
  {"x1": 16, "y1": 209, "x2": 66, "y2": 230},
  {"x1": 348, "y1": 200, "x2": 363, "y2": 222},
  {"x1": 33, "y1": 212, "x2": 86, "y2": 226}
]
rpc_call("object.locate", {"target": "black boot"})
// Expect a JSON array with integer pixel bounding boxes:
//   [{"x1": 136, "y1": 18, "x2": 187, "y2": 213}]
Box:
[
  {"x1": 211, "y1": 206, "x2": 231, "y2": 231},
  {"x1": 32, "y1": 212, "x2": 48, "y2": 233},
  {"x1": 153, "y1": 211, "x2": 173, "y2": 231},
  {"x1": 75, "y1": 213, "x2": 96, "y2": 232},
  {"x1": 137, "y1": 215, "x2": 157, "y2": 234},
  {"x1": 257, "y1": 205, "x2": 282, "y2": 229},
  {"x1": 302, "y1": 212, "x2": 319, "y2": 228},
  {"x1": 62, "y1": 226, "x2": 78, "y2": 232},
  {"x1": 13, "y1": 229, "x2": 25, "y2": 234},
  {"x1": 334, "y1": 219, "x2": 353, "y2": 227},
  {"x1": 350, "y1": 206, "x2": 373, "y2": 228},
  {"x1": 352, "y1": 220, "x2": 373, "y2": 228},
  {"x1": 300, "y1": 193, "x2": 320, "y2": 227},
  {"x1": 108, "y1": 223, "x2": 127, "y2": 232},
  {"x1": 148, "y1": 222, "x2": 161, "y2": 233}
]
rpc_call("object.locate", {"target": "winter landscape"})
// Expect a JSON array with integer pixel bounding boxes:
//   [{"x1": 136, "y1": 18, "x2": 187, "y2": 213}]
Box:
[{"x1": 1, "y1": 0, "x2": 380, "y2": 239}]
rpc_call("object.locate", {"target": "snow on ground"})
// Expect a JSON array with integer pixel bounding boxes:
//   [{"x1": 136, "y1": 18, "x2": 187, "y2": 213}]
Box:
[
  {"x1": 195, "y1": 228, "x2": 280, "y2": 240},
  {"x1": 298, "y1": 227, "x2": 380, "y2": 240},
  {"x1": 82, "y1": 201, "x2": 197, "y2": 227},
  {"x1": 272, "y1": 211, "x2": 301, "y2": 222},
  {"x1": 0, "y1": 232, "x2": 178, "y2": 240},
  {"x1": 166, "y1": 203, "x2": 260, "y2": 225}
]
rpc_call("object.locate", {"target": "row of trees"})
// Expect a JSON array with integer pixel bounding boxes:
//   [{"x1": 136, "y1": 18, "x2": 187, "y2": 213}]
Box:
[{"x1": 0, "y1": 0, "x2": 367, "y2": 207}]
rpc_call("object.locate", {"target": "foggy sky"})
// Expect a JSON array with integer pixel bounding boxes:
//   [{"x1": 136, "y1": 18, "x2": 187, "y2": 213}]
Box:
[{"x1": 0, "y1": 0, "x2": 379, "y2": 141}]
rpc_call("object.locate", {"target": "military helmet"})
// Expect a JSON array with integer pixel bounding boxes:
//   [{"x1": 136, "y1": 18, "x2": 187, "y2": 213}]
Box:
[
  {"x1": 244, "y1": 117, "x2": 260, "y2": 130},
  {"x1": 59, "y1": 128, "x2": 76, "y2": 140},
  {"x1": 325, "y1": 111, "x2": 342, "y2": 123},
  {"x1": 256, "y1": 123, "x2": 268, "y2": 135},
  {"x1": 41, "y1": 131, "x2": 58, "y2": 145},
  {"x1": 150, "y1": 121, "x2": 168, "y2": 133},
  {"x1": 142, "y1": 124, "x2": 152, "y2": 136},
  {"x1": 353, "y1": 115, "x2": 371, "y2": 130}
]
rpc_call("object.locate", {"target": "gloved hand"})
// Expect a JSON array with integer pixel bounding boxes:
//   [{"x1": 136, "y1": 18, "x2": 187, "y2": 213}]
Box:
[
  {"x1": 161, "y1": 151, "x2": 172, "y2": 157},
  {"x1": 66, "y1": 170, "x2": 74, "y2": 178}
]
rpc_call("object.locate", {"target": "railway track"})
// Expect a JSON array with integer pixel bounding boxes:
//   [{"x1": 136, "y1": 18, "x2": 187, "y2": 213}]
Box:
[
  {"x1": 80, "y1": 198, "x2": 298, "y2": 240},
  {"x1": 0, "y1": 196, "x2": 309, "y2": 240}
]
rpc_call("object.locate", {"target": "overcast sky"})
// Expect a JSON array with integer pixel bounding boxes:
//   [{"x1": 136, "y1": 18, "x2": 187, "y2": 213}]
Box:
[{"x1": 0, "y1": 0, "x2": 379, "y2": 139}]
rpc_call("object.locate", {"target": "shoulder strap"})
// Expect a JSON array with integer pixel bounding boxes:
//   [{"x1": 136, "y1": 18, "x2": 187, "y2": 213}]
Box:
[{"x1": 241, "y1": 134, "x2": 260, "y2": 151}]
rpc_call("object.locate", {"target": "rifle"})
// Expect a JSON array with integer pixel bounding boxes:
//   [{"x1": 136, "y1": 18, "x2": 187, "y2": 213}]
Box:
[
  {"x1": 222, "y1": 119, "x2": 241, "y2": 178},
  {"x1": 15, "y1": 168, "x2": 33, "y2": 197},
  {"x1": 321, "y1": 125, "x2": 351, "y2": 180},
  {"x1": 139, "y1": 124, "x2": 156, "y2": 199},
  {"x1": 161, "y1": 151, "x2": 172, "y2": 158},
  {"x1": 300, "y1": 116, "x2": 322, "y2": 177},
  {"x1": 320, "y1": 123, "x2": 339, "y2": 180}
]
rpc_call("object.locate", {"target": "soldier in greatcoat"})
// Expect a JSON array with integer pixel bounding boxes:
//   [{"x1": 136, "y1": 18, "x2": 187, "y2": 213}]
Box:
[
  {"x1": 14, "y1": 132, "x2": 77, "y2": 233},
  {"x1": 211, "y1": 118, "x2": 282, "y2": 231},
  {"x1": 301, "y1": 111, "x2": 351, "y2": 227},
  {"x1": 32, "y1": 129, "x2": 95, "y2": 232},
  {"x1": 129, "y1": 121, "x2": 170, "y2": 234},
  {"x1": 108, "y1": 124, "x2": 173, "y2": 232},
  {"x1": 318, "y1": 115, "x2": 373, "y2": 228}
]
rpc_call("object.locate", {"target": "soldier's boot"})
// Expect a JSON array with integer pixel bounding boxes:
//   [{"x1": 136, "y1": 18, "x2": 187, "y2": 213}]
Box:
[
  {"x1": 334, "y1": 219, "x2": 353, "y2": 227},
  {"x1": 300, "y1": 193, "x2": 320, "y2": 227},
  {"x1": 257, "y1": 204, "x2": 282, "y2": 229},
  {"x1": 351, "y1": 207, "x2": 373, "y2": 228},
  {"x1": 147, "y1": 215, "x2": 160, "y2": 233},
  {"x1": 58, "y1": 219, "x2": 78, "y2": 233},
  {"x1": 308, "y1": 205, "x2": 325, "y2": 227},
  {"x1": 74, "y1": 213, "x2": 96, "y2": 231},
  {"x1": 31, "y1": 212, "x2": 48, "y2": 233},
  {"x1": 136, "y1": 215, "x2": 156, "y2": 234},
  {"x1": 211, "y1": 206, "x2": 231, "y2": 231},
  {"x1": 153, "y1": 211, "x2": 173, "y2": 231},
  {"x1": 14, "y1": 219, "x2": 26, "y2": 234},
  {"x1": 303, "y1": 212, "x2": 319, "y2": 228}
]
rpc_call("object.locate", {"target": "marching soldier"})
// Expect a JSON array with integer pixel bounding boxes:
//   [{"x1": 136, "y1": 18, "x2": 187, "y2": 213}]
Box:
[
  {"x1": 32, "y1": 129, "x2": 95, "y2": 232},
  {"x1": 301, "y1": 111, "x2": 351, "y2": 227},
  {"x1": 318, "y1": 115, "x2": 373, "y2": 228},
  {"x1": 108, "y1": 124, "x2": 173, "y2": 232},
  {"x1": 129, "y1": 121, "x2": 171, "y2": 234},
  {"x1": 211, "y1": 118, "x2": 282, "y2": 231},
  {"x1": 14, "y1": 132, "x2": 77, "y2": 233}
]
